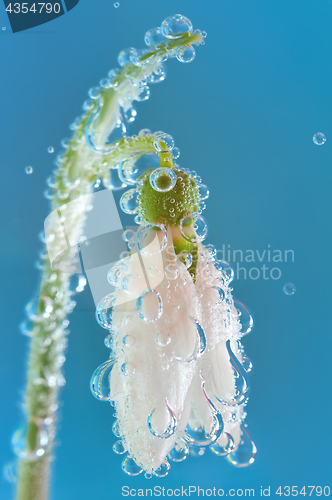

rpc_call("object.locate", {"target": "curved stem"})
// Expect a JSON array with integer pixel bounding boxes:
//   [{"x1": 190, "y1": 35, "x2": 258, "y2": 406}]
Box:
[{"x1": 15, "y1": 29, "x2": 204, "y2": 500}]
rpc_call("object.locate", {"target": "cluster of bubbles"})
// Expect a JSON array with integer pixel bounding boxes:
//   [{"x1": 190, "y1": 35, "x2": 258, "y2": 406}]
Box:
[
  {"x1": 82, "y1": 15, "x2": 206, "y2": 153},
  {"x1": 9, "y1": 267, "x2": 87, "y2": 469}
]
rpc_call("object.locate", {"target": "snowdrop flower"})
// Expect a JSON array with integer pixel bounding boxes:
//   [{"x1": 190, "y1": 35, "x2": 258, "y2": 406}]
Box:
[{"x1": 91, "y1": 136, "x2": 256, "y2": 476}]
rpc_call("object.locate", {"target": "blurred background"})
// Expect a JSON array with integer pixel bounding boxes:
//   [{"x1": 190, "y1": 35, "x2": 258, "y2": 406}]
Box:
[{"x1": 1, "y1": 0, "x2": 331, "y2": 498}]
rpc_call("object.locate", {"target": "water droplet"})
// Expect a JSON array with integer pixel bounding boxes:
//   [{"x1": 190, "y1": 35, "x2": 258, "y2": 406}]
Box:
[
  {"x1": 12, "y1": 419, "x2": 50, "y2": 461},
  {"x1": 198, "y1": 184, "x2": 209, "y2": 200},
  {"x1": 161, "y1": 14, "x2": 193, "y2": 39},
  {"x1": 95, "y1": 293, "x2": 117, "y2": 329},
  {"x1": 153, "y1": 133, "x2": 175, "y2": 152},
  {"x1": 165, "y1": 264, "x2": 179, "y2": 280},
  {"x1": 168, "y1": 439, "x2": 189, "y2": 462},
  {"x1": 313, "y1": 132, "x2": 326, "y2": 145},
  {"x1": 113, "y1": 2, "x2": 120, "y2": 7},
  {"x1": 176, "y1": 45, "x2": 196, "y2": 63},
  {"x1": 227, "y1": 425, "x2": 257, "y2": 467},
  {"x1": 179, "y1": 213, "x2": 208, "y2": 243},
  {"x1": 144, "y1": 27, "x2": 165, "y2": 47},
  {"x1": 135, "y1": 223, "x2": 167, "y2": 256},
  {"x1": 283, "y1": 282, "x2": 296, "y2": 295},
  {"x1": 210, "y1": 433, "x2": 235, "y2": 456},
  {"x1": 122, "y1": 456, "x2": 143, "y2": 476},
  {"x1": 213, "y1": 340, "x2": 251, "y2": 407},
  {"x1": 234, "y1": 300, "x2": 254, "y2": 335},
  {"x1": 150, "y1": 167, "x2": 177, "y2": 192},
  {"x1": 120, "y1": 189, "x2": 138, "y2": 214},
  {"x1": 137, "y1": 289, "x2": 163, "y2": 322},
  {"x1": 174, "y1": 316, "x2": 206, "y2": 363},
  {"x1": 153, "y1": 461, "x2": 171, "y2": 477},
  {"x1": 148, "y1": 399, "x2": 177, "y2": 438},
  {"x1": 25, "y1": 166, "x2": 33, "y2": 174},
  {"x1": 156, "y1": 330, "x2": 171, "y2": 347},
  {"x1": 183, "y1": 380, "x2": 223, "y2": 446},
  {"x1": 113, "y1": 440, "x2": 126, "y2": 454},
  {"x1": 47, "y1": 146, "x2": 54, "y2": 154},
  {"x1": 90, "y1": 359, "x2": 115, "y2": 400}
]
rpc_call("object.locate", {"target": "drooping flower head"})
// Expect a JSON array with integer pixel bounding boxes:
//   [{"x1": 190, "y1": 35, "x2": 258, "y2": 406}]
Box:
[{"x1": 91, "y1": 132, "x2": 256, "y2": 477}]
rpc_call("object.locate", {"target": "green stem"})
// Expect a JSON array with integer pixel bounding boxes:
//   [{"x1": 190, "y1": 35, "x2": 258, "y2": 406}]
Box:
[{"x1": 15, "y1": 28, "x2": 204, "y2": 500}]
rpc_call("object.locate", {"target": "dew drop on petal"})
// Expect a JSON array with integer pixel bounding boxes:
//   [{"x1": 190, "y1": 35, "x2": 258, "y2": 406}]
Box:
[
  {"x1": 313, "y1": 132, "x2": 326, "y2": 145},
  {"x1": 283, "y1": 282, "x2": 296, "y2": 295}
]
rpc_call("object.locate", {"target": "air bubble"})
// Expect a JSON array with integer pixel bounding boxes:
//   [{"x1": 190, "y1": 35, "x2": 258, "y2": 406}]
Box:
[
  {"x1": 114, "y1": 2, "x2": 120, "y2": 7},
  {"x1": 113, "y1": 440, "x2": 126, "y2": 454},
  {"x1": 313, "y1": 132, "x2": 326, "y2": 145},
  {"x1": 150, "y1": 167, "x2": 177, "y2": 192},
  {"x1": 178, "y1": 252, "x2": 192, "y2": 269},
  {"x1": 154, "y1": 133, "x2": 175, "y2": 152},
  {"x1": 179, "y1": 213, "x2": 208, "y2": 242},
  {"x1": 165, "y1": 264, "x2": 179, "y2": 280},
  {"x1": 198, "y1": 184, "x2": 209, "y2": 200},
  {"x1": 25, "y1": 166, "x2": 33, "y2": 174},
  {"x1": 12, "y1": 420, "x2": 50, "y2": 461},
  {"x1": 90, "y1": 359, "x2": 115, "y2": 400},
  {"x1": 118, "y1": 48, "x2": 136, "y2": 67},
  {"x1": 153, "y1": 461, "x2": 170, "y2": 477},
  {"x1": 88, "y1": 87, "x2": 101, "y2": 99},
  {"x1": 144, "y1": 27, "x2": 165, "y2": 47},
  {"x1": 168, "y1": 439, "x2": 189, "y2": 462},
  {"x1": 122, "y1": 456, "x2": 143, "y2": 476},
  {"x1": 176, "y1": 45, "x2": 196, "y2": 63},
  {"x1": 156, "y1": 330, "x2": 171, "y2": 346},
  {"x1": 47, "y1": 147, "x2": 54, "y2": 154},
  {"x1": 214, "y1": 260, "x2": 234, "y2": 283},
  {"x1": 120, "y1": 189, "x2": 138, "y2": 214},
  {"x1": 161, "y1": 14, "x2": 193, "y2": 39},
  {"x1": 135, "y1": 223, "x2": 167, "y2": 256},
  {"x1": 95, "y1": 293, "x2": 117, "y2": 329},
  {"x1": 283, "y1": 282, "x2": 296, "y2": 295},
  {"x1": 234, "y1": 300, "x2": 254, "y2": 335},
  {"x1": 137, "y1": 289, "x2": 163, "y2": 322}
]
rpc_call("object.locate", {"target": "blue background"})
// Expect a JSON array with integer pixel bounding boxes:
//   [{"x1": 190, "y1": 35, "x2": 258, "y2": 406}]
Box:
[{"x1": 1, "y1": 0, "x2": 332, "y2": 498}]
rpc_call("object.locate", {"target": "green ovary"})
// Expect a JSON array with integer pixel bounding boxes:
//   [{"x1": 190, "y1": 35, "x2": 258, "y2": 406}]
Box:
[{"x1": 137, "y1": 168, "x2": 199, "y2": 227}]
